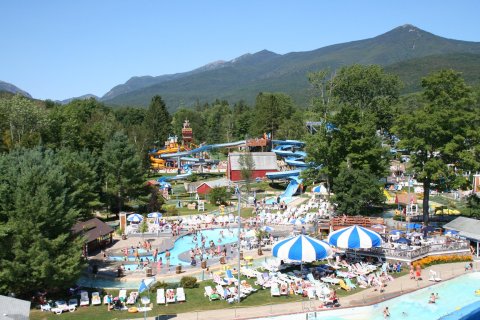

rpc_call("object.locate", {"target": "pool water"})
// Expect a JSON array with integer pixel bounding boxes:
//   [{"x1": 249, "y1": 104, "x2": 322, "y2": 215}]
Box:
[
  {"x1": 259, "y1": 273, "x2": 480, "y2": 320},
  {"x1": 109, "y1": 228, "x2": 238, "y2": 266}
]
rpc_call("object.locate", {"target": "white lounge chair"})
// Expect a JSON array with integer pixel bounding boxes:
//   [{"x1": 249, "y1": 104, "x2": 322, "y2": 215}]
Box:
[
  {"x1": 157, "y1": 288, "x2": 165, "y2": 304},
  {"x1": 176, "y1": 287, "x2": 186, "y2": 302},
  {"x1": 271, "y1": 283, "x2": 280, "y2": 297},
  {"x1": 79, "y1": 291, "x2": 89, "y2": 307},
  {"x1": 204, "y1": 286, "x2": 220, "y2": 301},
  {"x1": 429, "y1": 270, "x2": 442, "y2": 282},
  {"x1": 119, "y1": 289, "x2": 127, "y2": 303},
  {"x1": 126, "y1": 291, "x2": 138, "y2": 305},
  {"x1": 52, "y1": 300, "x2": 75, "y2": 314},
  {"x1": 40, "y1": 303, "x2": 52, "y2": 312},
  {"x1": 165, "y1": 289, "x2": 176, "y2": 303},
  {"x1": 91, "y1": 292, "x2": 101, "y2": 305},
  {"x1": 68, "y1": 298, "x2": 78, "y2": 308}
]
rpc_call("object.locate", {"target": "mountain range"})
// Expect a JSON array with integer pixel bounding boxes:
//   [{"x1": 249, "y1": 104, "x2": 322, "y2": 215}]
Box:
[
  {"x1": 2, "y1": 24, "x2": 480, "y2": 109},
  {"x1": 0, "y1": 80, "x2": 32, "y2": 98}
]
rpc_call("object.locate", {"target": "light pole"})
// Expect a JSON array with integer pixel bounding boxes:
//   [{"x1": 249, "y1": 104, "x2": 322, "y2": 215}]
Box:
[{"x1": 236, "y1": 188, "x2": 242, "y2": 303}]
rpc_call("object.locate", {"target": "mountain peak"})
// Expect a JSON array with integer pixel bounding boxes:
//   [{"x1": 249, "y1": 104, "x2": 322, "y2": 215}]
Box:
[{"x1": 0, "y1": 80, "x2": 32, "y2": 98}]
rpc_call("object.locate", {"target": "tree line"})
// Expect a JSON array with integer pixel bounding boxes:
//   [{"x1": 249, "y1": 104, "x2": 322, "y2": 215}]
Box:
[{"x1": 0, "y1": 64, "x2": 479, "y2": 298}]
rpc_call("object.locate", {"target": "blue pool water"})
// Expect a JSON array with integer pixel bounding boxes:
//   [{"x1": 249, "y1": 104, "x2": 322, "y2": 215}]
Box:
[
  {"x1": 260, "y1": 273, "x2": 480, "y2": 320},
  {"x1": 109, "y1": 228, "x2": 238, "y2": 266}
]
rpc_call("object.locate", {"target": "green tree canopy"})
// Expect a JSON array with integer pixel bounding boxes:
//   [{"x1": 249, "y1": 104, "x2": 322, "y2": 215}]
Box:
[
  {"x1": 393, "y1": 69, "x2": 478, "y2": 224},
  {"x1": 144, "y1": 95, "x2": 172, "y2": 147},
  {"x1": 0, "y1": 148, "x2": 84, "y2": 297},
  {"x1": 102, "y1": 131, "x2": 145, "y2": 213}
]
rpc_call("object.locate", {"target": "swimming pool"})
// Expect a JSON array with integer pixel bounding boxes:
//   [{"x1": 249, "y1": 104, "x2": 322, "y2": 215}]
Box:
[
  {"x1": 109, "y1": 228, "x2": 238, "y2": 266},
  {"x1": 258, "y1": 272, "x2": 480, "y2": 320}
]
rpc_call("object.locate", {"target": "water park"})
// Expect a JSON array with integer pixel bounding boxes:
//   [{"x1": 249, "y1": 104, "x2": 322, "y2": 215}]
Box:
[{"x1": 31, "y1": 119, "x2": 480, "y2": 320}]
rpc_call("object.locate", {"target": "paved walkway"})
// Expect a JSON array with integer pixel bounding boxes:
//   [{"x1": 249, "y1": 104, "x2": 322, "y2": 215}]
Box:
[{"x1": 143, "y1": 261, "x2": 479, "y2": 320}]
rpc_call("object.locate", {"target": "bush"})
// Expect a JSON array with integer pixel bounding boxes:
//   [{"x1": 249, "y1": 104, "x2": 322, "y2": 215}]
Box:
[
  {"x1": 180, "y1": 276, "x2": 198, "y2": 288},
  {"x1": 209, "y1": 187, "x2": 230, "y2": 205},
  {"x1": 413, "y1": 254, "x2": 472, "y2": 268},
  {"x1": 163, "y1": 204, "x2": 178, "y2": 216},
  {"x1": 151, "y1": 281, "x2": 169, "y2": 290}
]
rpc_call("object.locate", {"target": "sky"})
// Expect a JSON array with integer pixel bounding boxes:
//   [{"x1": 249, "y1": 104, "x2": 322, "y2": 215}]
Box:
[{"x1": 1, "y1": 0, "x2": 480, "y2": 101}]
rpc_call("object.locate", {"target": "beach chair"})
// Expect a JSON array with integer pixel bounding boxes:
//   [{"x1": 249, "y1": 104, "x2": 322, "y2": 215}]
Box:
[
  {"x1": 307, "y1": 287, "x2": 316, "y2": 300},
  {"x1": 306, "y1": 273, "x2": 322, "y2": 286},
  {"x1": 68, "y1": 298, "x2": 78, "y2": 308},
  {"x1": 213, "y1": 273, "x2": 229, "y2": 286},
  {"x1": 225, "y1": 269, "x2": 238, "y2": 285},
  {"x1": 52, "y1": 300, "x2": 76, "y2": 314},
  {"x1": 40, "y1": 302, "x2": 52, "y2": 312},
  {"x1": 119, "y1": 289, "x2": 127, "y2": 303},
  {"x1": 176, "y1": 287, "x2": 186, "y2": 302},
  {"x1": 215, "y1": 284, "x2": 226, "y2": 299},
  {"x1": 126, "y1": 291, "x2": 138, "y2": 304},
  {"x1": 79, "y1": 291, "x2": 89, "y2": 306},
  {"x1": 429, "y1": 270, "x2": 442, "y2": 282},
  {"x1": 339, "y1": 279, "x2": 351, "y2": 291},
  {"x1": 91, "y1": 292, "x2": 101, "y2": 305},
  {"x1": 345, "y1": 277, "x2": 357, "y2": 289},
  {"x1": 165, "y1": 289, "x2": 176, "y2": 303},
  {"x1": 204, "y1": 286, "x2": 220, "y2": 301},
  {"x1": 270, "y1": 283, "x2": 280, "y2": 296},
  {"x1": 156, "y1": 288, "x2": 165, "y2": 304}
]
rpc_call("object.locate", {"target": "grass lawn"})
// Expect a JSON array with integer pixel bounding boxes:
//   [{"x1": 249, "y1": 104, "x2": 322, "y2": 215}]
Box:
[{"x1": 30, "y1": 267, "x2": 408, "y2": 320}]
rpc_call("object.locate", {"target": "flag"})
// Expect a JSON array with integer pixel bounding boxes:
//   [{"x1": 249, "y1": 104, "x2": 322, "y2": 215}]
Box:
[{"x1": 138, "y1": 279, "x2": 148, "y2": 294}]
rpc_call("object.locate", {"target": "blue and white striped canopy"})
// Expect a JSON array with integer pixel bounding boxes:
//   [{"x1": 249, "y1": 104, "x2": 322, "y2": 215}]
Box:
[
  {"x1": 445, "y1": 230, "x2": 459, "y2": 236},
  {"x1": 127, "y1": 213, "x2": 144, "y2": 223},
  {"x1": 328, "y1": 225, "x2": 382, "y2": 249},
  {"x1": 147, "y1": 212, "x2": 163, "y2": 219},
  {"x1": 312, "y1": 184, "x2": 328, "y2": 195},
  {"x1": 272, "y1": 235, "x2": 332, "y2": 262}
]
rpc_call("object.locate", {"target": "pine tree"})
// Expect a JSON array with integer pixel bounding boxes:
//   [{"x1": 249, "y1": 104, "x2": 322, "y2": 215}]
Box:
[
  {"x1": 0, "y1": 148, "x2": 84, "y2": 297},
  {"x1": 145, "y1": 95, "x2": 172, "y2": 147}
]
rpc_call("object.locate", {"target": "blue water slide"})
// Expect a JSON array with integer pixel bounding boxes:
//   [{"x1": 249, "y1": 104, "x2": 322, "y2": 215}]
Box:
[
  {"x1": 266, "y1": 169, "x2": 302, "y2": 180},
  {"x1": 280, "y1": 176, "x2": 302, "y2": 199},
  {"x1": 158, "y1": 168, "x2": 192, "y2": 182},
  {"x1": 160, "y1": 140, "x2": 246, "y2": 158},
  {"x1": 271, "y1": 140, "x2": 305, "y2": 147},
  {"x1": 285, "y1": 158, "x2": 308, "y2": 167}
]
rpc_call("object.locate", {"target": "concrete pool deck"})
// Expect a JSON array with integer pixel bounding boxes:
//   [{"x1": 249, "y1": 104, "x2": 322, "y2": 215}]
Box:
[{"x1": 144, "y1": 261, "x2": 480, "y2": 320}]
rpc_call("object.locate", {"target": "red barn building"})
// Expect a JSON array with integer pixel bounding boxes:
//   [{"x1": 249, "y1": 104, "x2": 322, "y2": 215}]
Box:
[
  {"x1": 196, "y1": 178, "x2": 231, "y2": 195},
  {"x1": 227, "y1": 152, "x2": 279, "y2": 182}
]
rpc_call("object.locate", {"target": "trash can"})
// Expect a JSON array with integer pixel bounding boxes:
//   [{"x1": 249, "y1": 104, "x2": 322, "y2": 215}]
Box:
[
  {"x1": 145, "y1": 267, "x2": 152, "y2": 277},
  {"x1": 220, "y1": 256, "x2": 226, "y2": 264},
  {"x1": 240, "y1": 251, "x2": 244, "y2": 260},
  {"x1": 176, "y1": 265, "x2": 182, "y2": 274},
  {"x1": 201, "y1": 261, "x2": 207, "y2": 269}
]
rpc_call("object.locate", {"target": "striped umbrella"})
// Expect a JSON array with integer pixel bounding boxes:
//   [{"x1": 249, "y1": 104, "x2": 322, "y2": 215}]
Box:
[
  {"x1": 127, "y1": 213, "x2": 144, "y2": 223},
  {"x1": 262, "y1": 226, "x2": 274, "y2": 232},
  {"x1": 328, "y1": 225, "x2": 382, "y2": 249},
  {"x1": 445, "y1": 230, "x2": 459, "y2": 236},
  {"x1": 148, "y1": 212, "x2": 163, "y2": 225},
  {"x1": 272, "y1": 235, "x2": 332, "y2": 262}
]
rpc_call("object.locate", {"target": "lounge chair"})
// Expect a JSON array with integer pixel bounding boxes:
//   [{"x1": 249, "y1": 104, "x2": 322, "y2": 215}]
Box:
[
  {"x1": 52, "y1": 300, "x2": 76, "y2": 314},
  {"x1": 40, "y1": 303, "x2": 52, "y2": 312},
  {"x1": 213, "y1": 273, "x2": 229, "y2": 286},
  {"x1": 306, "y1": 273, "x2": 322, "y2": 286},
  {"x1": 176, "y1": 287, "x2": 186, "y2": 302},
  {"x1": 91, "y1": 292, "x2": 101, "y2": 305},
  {"x1": 165, "y1": 289, "x2": 176, "y2": 303},
  {"x1": 79, "y1": 291, "x2": 89, "y2": 306},
  {"x1": 157, "y1": 288, "x2": 165, "y2": 304},
  {"x1": 68, "y1": 298, "x2": 78, "y2": 308},
  {"x1": 270, "y1": 283, "x2": 280, "y2": 296},
  {"x1": 345, "y1": 278, "x2": 357, "y2": 289},
  {"x1": 126, "y1": 291, "x2": 138, "y2": 305},
  {"x1": 204, "y1": 286, "x2": 220, "y2": 301},
  {"x1": 119, "y1": 289, "x2": 127, "y2": 303},
  {"x1": 339, "y1": 279, "x2": 351, "y2": 291},
  {"x1": 429, "y1": 270, "x2": 442, "y2": 282},
  {"x1": 225, "y1": 269, "x2": 238, "y2": 285},
  {"x1": 307, "y1": 287, "x2": 316, "y2": 300}
]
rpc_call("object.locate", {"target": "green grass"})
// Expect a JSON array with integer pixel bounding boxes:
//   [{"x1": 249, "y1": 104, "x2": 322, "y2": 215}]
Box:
[{"x1": 31, "y1": 267, "x2": 406, "y2": 320}]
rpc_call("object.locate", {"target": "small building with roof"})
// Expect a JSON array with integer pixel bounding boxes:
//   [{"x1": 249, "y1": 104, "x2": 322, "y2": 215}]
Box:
[
  {"x1": 227, "y1": 152, "x2": 279, "y2": 182},
  {"x1": 72, "y1": 217, "x2": 114, "y2": 256},
  {"x1": 195, "y1": 178, "x2": 232, "y2": 195},
  {"x1": 443, "y1": 216, "x2": 480, "y2": 257},
  {"x1": 0, "y1": 295, "x2": 31, "y2": 320}
]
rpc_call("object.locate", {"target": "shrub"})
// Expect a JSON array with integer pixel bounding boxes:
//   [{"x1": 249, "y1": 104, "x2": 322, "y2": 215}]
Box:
[
  {"x1": 163, "y1": 204, "x2": 178, "y2": 216},
  {"x1": 151, "y1": 281, "x2": 169, "y2": 290},
  {"x1": 413, "y1": 254, "x2": 472, "y2": 269},
  {"x1": 180, "y1": 276, "x2": 198, "y2": 288},
  {"x1": 209, "y1": 187, "x2": 230, "y2": 205}
]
